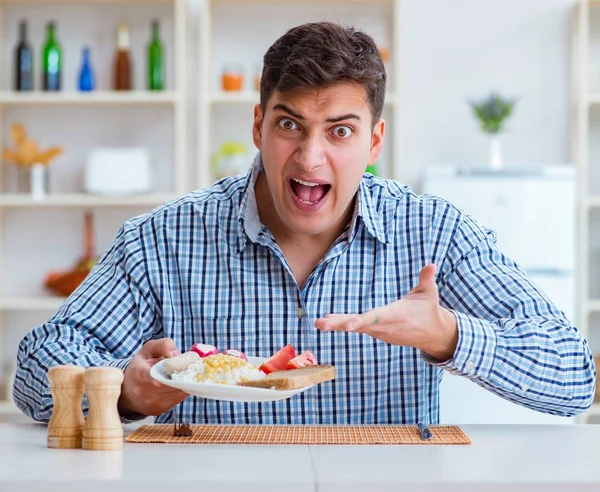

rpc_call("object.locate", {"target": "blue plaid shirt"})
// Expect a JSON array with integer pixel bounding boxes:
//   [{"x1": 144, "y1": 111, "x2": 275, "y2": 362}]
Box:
[{"x1": 14, "y1": 155, "x2": 595, "y2": 424}]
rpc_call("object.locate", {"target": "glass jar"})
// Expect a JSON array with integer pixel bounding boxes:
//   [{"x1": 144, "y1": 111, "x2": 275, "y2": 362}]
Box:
[
  {"x1": 221, "y1": 65, "x2": 244, "y2": 92},
  {"x1": 211, "y1": 142, "x2": 248, "y2": 180}
]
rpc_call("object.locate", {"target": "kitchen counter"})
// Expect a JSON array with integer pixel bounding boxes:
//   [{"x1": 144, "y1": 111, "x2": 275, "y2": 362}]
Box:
[{"x1": 0, "y1": 423, "x2": 598, "y2": 491}]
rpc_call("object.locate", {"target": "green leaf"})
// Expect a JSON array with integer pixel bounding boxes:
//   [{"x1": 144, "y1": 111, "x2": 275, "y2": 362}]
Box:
[{"x1": 469, "y1": 92, "x2": 517, "y2": 134}]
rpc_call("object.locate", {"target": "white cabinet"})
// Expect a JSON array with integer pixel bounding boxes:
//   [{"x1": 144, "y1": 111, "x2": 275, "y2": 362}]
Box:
[
  {"x1": 423, "y1": 167, "x2": 576, "y2": 273},
  {"x1": 423, "y1": 167, "x2": 577, "y2": 425}
]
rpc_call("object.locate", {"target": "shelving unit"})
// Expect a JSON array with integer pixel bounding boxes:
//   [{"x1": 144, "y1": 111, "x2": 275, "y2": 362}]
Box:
[
  {"x1": 0, "y1": 400, "x2": 16, "y2": 415},
  {"x1": 0, "y1": 192, "x2": 177, "y2": 207},
  {"x1": 0, "y1": 90, "x2": 180, "y2": 105},
  {"x1": 573, "y1": 0, "x2": 600, "y2": 424},
  {"x1": 0, "y1": 296, "x2": 65, "y2": 310},
  {"x1": 197, "y1": 0, "x2": 401, "y2": 189},
  {"x1": 208, "y1": 91, "x2": 399, "y2": 106},
  {"x1": 0, "y1": 0, "x2": 187, "y2": 418}
]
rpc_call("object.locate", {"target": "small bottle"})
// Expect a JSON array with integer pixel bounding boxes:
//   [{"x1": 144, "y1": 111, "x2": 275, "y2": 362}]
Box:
[
  {"x1": 78, "y1": 47, "x2": 95, "y2": 92},
  {"x1": 114, "y1": 23, "x2": 132, "y2": 91},
  {"x1": 14, "y1": 20, "x2": 33, "y2": 91},
  {"x1": 147, "y1": 19, "x2": 164, "y2": 90},
  {"x1": 42, "y1": 21, "x2": 61, "y2": 91}
]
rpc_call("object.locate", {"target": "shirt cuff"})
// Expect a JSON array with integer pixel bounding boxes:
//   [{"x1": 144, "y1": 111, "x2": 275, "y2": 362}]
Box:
[
  {"x1": 421, "y1": 310, "x2": 498, "y2": 379},
  {"x1": 100, "y1": 357, "x2": 133, "y2": 372}
]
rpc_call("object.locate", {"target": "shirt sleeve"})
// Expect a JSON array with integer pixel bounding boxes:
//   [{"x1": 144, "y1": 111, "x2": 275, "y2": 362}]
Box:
[
  {"x1": 424, "y1": 211, "x2": 596, "y2": 417},
  {"x1": 13, "y1": 220, "x2": 161, "y2": 423}
]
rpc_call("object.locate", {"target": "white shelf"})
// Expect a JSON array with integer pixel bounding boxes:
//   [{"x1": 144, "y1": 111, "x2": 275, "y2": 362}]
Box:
[
  {"x1": 585, "y1": 300, "x2": 600, "y2": 314},
  {"x1": 0, "y1": 0, "x2": 173, "y2": 3},
  {"x1": 0, "y1": 193, "x2": 177, "y2": 207},
  {"x1": 0, "y1": 297, "x2": 67, "y2": 311},
  {"x1": 585, "y1": 403, "x2": 600, "y2": 417},
  {"x1": 0, "y1": 401, "x2": 18, "y2": 416},
  {"x1": 0, "y1": 91, "x2": 179, "y2": 106},
  {"x1": 585, "y1": 196, "x2": 600, "y2": 208},
  {"x1": 211, "y1": 0, "x2": 393, "y2": 3},
  {"x1": 210, "y1": 92, "x2": 259, "y2": 104},
  {"x1": 210, "y1": 91, "x2": 398, "y2": 106}
]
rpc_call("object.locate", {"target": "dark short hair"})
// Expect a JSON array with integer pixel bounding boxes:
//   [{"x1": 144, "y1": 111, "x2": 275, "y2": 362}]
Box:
[{"x1": 260, "y1": 22, "x2": 387, "y2": 123}]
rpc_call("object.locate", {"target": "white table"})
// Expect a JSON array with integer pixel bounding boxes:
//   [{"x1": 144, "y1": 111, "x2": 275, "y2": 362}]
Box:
[{"x1": 0, "y1": 423, "x2": 598, "y2": 492}]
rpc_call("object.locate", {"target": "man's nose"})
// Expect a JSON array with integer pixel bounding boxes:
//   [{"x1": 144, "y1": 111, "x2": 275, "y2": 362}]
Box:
[{"x1": 294, "y1": 134, "x2": 326, "y2": 171}]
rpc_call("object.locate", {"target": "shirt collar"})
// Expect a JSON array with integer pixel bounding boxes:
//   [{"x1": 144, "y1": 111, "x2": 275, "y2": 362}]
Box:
[
  {"x1": 236, "y1": 155, "x2": 389, "y2": 253},
  {"x1": 355, "y1": 177, "x2": 390, "y2": 244},
  {"x1": 236, "y1": 153, "x2": 263, "y2": 253}
]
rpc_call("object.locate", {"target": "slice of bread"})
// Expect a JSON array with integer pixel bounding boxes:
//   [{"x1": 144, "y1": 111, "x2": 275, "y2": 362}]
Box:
[{"x1": 238, "y1": 365, "x2": 335, "y2": 390}]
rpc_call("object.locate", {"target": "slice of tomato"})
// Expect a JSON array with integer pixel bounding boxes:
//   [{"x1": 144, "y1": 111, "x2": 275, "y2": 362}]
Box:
[
  {"x1": 259, "y1": 344, "x2": 296, "y2": 374},
  {"x1": 286, "y1": 350, "x2": 317, "y2": 370}
]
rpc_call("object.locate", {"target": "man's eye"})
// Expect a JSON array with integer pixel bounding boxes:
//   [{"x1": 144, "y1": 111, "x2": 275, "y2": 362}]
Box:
[
  {"x1": 278, "y1": 118, "x2": 299, "y2": 130},
  {"x1": 332, "y1": 125, "x2": 353, "y2": 138}
]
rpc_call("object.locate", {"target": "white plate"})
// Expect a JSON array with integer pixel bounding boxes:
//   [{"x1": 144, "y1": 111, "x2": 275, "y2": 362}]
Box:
[{"x1": 150, "y1": 356, "x2": 315, "y2": 402}]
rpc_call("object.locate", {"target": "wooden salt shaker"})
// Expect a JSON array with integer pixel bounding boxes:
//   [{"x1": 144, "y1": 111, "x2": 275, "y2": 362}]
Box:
[
  {"x1": 82, "y1": 367, "x2": 124, "y2": 451},
  {"x1": 47, "y1": 365, "x2": 86, "y2": 449}
]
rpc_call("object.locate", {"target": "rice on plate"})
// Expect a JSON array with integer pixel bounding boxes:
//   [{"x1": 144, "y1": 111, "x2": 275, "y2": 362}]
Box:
[{"x1": 171, "y1": 353, "x2": 265, "y2": 385}]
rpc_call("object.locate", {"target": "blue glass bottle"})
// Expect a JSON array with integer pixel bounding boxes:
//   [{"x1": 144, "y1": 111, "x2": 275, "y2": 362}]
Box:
[{"x1": 78, "y1": 47, "x2": 95, "y2": 92}]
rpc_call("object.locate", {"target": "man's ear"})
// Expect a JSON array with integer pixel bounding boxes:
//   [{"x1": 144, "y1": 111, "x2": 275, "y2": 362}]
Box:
[
  {"x1": 253, "y1": 104, "x2": 263, "y2": 150},
  {"x1": 368, "y1": 118, "x2": 385, "y2": 164}
]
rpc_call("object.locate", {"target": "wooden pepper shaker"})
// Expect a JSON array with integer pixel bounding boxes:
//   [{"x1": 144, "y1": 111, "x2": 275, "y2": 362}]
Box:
[
  {"x1": 47, "y1": 364, "x2": 86, "y2": 449},
  {"x1": 82, "y1": 367, "x2": 124, "y2": 451}
]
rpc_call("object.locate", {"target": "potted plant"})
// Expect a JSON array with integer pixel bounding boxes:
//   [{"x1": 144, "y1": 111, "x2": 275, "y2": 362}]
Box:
[
  {"x1": 470, "y1": 92, "x2": 517, "y2": 169},
  {"x1": 1, "y1": 123, "x2": 63, "y2": 196}
]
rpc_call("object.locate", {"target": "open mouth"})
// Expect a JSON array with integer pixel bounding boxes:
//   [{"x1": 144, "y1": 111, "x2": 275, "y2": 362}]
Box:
[{"x1": 289, "y1": 178, "x2": 331, "y2": 206}]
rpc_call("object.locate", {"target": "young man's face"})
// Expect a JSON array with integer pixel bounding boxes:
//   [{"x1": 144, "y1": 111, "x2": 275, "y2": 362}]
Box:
[{"x1": 252, "y1": 82, "x2": 384, "y2": 239}]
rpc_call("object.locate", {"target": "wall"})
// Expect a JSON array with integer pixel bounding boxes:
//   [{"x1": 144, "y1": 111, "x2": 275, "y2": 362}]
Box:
[{"x1": 399, "y1": 0, "x2": 575, "y2": 189}]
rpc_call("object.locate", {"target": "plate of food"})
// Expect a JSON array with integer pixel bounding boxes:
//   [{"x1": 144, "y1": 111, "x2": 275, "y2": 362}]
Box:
[{"x1": 150, "y1": 343, "x2": 335, "y2": 402}]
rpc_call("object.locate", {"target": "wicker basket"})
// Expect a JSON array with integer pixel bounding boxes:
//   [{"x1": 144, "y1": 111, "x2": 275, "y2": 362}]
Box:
[{"x1": 45, "y1": 270, "x2": 90, "y2": 297}]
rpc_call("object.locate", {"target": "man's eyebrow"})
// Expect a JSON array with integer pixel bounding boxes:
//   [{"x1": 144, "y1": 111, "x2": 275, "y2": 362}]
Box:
[
  {"x1": 326, "y1": 113, "x2": 361, "y2": 123},
  {"x1": 272, "y1": 104, "x2": 305, "y2": 120},
  {"x1": 272, "y1": 104, "x2": 362, "y2": 124}
]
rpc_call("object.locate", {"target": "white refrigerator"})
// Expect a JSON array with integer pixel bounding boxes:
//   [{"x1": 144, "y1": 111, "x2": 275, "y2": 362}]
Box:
[{"x1": 423, "y1": 166, "x2": 576, "y2": 424}]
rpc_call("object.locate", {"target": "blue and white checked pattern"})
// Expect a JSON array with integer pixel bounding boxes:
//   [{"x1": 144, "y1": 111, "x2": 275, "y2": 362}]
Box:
[{"x1": 14, "y1": 155, "x2": 596, "y2": 424}]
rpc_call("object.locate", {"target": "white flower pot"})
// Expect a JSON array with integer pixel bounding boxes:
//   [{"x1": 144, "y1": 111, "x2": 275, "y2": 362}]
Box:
[{"x1": 489, "y1": 136, "x2": 502, "y2": 170}]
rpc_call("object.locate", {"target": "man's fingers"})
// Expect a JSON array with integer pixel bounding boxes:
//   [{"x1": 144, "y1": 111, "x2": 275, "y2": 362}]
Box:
[
  {"x1": 416, "y1": 264, "x2": 437, "y2": 290},
  {"x1": 137, "y1": 362, "x2": 157, "y2": 386},
  {"x1": 140, "y1": 338, "x2": 181, "y2": 359},
  {"x1": 315, "y1": 309, "x2": 384, "y2": 332},
  {"x1": 139, "y1": 363, "x2": 182, "y2": 390},
  {"x1": 315, "y1": 314, "x2": 355, "y2": 331}
]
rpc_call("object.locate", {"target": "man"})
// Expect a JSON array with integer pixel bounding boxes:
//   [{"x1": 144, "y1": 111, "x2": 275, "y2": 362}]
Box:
[{"x1": 14, "y1": 22, "x2": 595, "y2": 425}]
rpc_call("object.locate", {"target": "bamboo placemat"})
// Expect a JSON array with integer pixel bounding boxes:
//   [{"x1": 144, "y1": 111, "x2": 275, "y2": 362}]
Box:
[{"x1": 126, "y1": 424, "x2": 471, "y2": 445}]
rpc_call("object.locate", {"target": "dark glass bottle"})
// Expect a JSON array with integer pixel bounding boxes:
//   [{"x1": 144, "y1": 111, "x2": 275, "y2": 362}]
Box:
[
  {"x1": 42, "y1": 21, "x2": 61, "y2": 91},
  {"x1": 147, "y1": 19, "x2": 164, "y2": 90},
  {"x1": 14, "y1": 21, "x2": 33, "y2": 91},
  {"x1": 114, "y1": 23, "x2": 132, "y2": 90}
]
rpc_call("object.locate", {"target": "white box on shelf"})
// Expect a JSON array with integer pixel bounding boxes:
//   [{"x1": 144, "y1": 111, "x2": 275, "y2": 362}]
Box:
[{"x1": 84, "y1": 147, "x2": 151, "y2": 196}]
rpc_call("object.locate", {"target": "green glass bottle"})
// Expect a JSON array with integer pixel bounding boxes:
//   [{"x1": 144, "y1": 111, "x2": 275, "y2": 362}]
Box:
[
  {"x1": 147, "y1": 19, "x2": 164, "y2": 90},
  {"x1": 42, "y1": 21, "x2": 61, "y2": 91}
]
